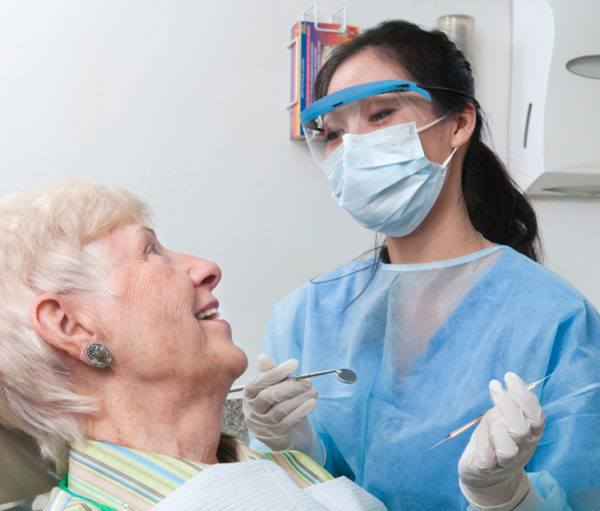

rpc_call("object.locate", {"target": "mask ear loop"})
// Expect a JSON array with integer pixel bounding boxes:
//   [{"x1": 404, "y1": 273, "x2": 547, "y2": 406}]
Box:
[
  {"x1": 442, "y1": 147, "x2": 459, "y2": 169},
  {"x1": 415, "y1": 113, "x2": 448, "y2": 133},
  {"x1": 415, "y1": 113, "x2": 459, "y2": 169}
]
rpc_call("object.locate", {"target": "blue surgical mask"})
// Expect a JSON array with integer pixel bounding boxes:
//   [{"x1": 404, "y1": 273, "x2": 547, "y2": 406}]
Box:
[{"x1": 320, "y1": 117, "x2": 457, "y2": 237}]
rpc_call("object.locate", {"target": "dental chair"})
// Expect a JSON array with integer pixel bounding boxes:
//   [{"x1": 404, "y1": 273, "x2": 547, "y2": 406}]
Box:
[
  {"x1": 0, "y1": 424, "x2": 58, "y2": 511},
  {"x1": 0, "y1": 400, "x2": 247, "y2": 510}
]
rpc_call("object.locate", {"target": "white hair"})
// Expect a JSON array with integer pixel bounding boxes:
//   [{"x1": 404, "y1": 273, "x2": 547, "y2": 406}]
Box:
[{"x1": 0, "y1": 178, "x2": 151, "y2": 473}]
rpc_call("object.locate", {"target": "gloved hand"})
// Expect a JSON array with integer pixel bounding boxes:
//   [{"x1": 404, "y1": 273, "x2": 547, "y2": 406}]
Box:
[
  {"x1": 242, "y1": 354, "x2": 322, "y2": 458},
  {"x1": 458, "y1": 372, "x2": 545, "y2": 510}
]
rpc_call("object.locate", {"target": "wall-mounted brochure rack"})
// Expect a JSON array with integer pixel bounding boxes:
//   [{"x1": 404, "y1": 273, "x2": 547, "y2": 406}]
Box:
[{"x1": 287, "y1": 3, "x2": 359, "y2": 140}]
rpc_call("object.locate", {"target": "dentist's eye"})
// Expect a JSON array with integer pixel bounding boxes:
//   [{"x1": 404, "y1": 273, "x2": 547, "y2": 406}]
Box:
[
  {"x1": 369, "y1": 109, "x2": 395, "y2": 124},
  {"x1": 325, "y1": 129, "x2": 344, "y2": 142}
]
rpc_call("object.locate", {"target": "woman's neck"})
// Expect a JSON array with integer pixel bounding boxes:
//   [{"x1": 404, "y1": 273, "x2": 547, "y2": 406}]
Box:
[
  {"x1": 385, "y1": 194, "x2": 487, "y2": 265},
  {"x1": 79, "y1": 375, "x2": 226, "y2": 465}
]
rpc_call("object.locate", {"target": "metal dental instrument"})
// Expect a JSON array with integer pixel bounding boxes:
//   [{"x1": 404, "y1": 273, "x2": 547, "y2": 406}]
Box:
[
  {"x1": 228, "y1": 368, "x2": 357, "y2": 393},
  {"x1": 424, "y1": 373, "x2": 555, "y2": 453}
]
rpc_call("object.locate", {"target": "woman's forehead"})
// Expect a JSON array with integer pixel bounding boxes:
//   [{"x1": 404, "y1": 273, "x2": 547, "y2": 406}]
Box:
[
  {"x1": 327, "y1": 48, "x2": 414, "y2": 95},
  {"x1": 90, "y1": 223, "x2": 152, "y2": 261}
]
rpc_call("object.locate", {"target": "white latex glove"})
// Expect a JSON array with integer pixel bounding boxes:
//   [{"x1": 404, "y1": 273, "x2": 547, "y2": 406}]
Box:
[
  {"x1": 458, "y1": 372, "x2": 545, "y2": 510},
  {"x1": 243, "y1": 354, "x2": 321, "y2": 456}
]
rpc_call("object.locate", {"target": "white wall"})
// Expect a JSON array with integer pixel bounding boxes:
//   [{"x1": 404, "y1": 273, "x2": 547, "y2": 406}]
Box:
[
  {"x1": 533, "y1": 198, "x2": 600, "y2": 306},
  {"x1": 0, "y1": 0, "x2": 596, "y2": 385}
]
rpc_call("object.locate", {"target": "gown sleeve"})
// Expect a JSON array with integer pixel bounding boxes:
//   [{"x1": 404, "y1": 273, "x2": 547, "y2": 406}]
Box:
[
  {"x1": 255, "y1": 283, "x2": 359, "y2": 476},
  {"x1": 526, "y1": 298, "x2": 600, "y2": 510},
  {"x1": 248, "y1": 288, "x2": 308, "y2": 453},
  {"x1": 469, "y1": 295, "x2": 600, "y2": 511}
]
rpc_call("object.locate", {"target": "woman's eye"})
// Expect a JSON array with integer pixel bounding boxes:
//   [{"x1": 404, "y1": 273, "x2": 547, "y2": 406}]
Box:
[
  {"x1": 145, "y1": 243, "x2": 160, "y2": 256},
  {"x1": 325, "y1": 129, "x2": 344, "y2": 142},
  {"x1": 369, "y1": 109, "x2": 395, "y2": 123}
]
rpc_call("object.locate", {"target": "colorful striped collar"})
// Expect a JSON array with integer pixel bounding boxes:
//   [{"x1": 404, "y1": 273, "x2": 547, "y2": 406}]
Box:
[{"x1": 46, "y1": 433, "x2": 332, "y2": 511}]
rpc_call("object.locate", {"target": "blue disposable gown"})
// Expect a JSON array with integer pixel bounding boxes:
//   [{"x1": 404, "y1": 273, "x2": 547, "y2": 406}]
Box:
[{"x1": 253, "y1": 246, "x2": 600, "y2": 510}]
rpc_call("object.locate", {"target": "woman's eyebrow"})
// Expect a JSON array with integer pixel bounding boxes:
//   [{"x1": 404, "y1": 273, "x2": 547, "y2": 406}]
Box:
[
  {"x1": 322, "y1": 109, "x2": 347, "y2": 128},
  {"x1": 136, "y1": 227, "x2": 159, "y2": 252},
  {"x1": 141, "y1": 226, "x2": 158, "y2": 240}
]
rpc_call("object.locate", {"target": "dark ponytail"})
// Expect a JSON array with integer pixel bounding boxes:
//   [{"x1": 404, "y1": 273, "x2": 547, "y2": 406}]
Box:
[
  {"x1": 462, "y1": 117, "x2": 539, "y2": 260},
  {"x1": 314, "y1": 20, "x2": 541, "y2": 261}
]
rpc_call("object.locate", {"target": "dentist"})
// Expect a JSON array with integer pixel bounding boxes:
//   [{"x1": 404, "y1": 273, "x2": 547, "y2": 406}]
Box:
[{"x1": 243, "y1": 20, "x2": 600, "y2": 511}]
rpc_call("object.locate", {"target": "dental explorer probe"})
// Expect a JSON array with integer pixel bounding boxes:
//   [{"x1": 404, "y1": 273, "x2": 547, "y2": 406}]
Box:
[
  {"x1": 228, "y1": 368, "x2": 357, "y2": 393},
  {"x1": 423, "y1": 372, "x2": 555, "y2": 453}
]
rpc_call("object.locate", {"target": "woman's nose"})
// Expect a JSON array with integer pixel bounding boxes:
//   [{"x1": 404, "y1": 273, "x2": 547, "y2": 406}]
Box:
[
  {"x1": 171, "y1": 252, "x2": 222, "y2": 289},
  {"x1": 192, "y1": 257, "x2": 221, "y2": 289}
]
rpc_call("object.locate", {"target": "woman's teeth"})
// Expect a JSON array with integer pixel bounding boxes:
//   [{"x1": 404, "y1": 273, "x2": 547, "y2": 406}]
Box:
[{"x1": 196, "y1": 308, "x2": 220, "y2": 320}]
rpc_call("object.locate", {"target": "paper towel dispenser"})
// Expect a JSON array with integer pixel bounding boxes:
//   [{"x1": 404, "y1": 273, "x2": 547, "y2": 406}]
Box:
[{"x1": 509, "y1": 0, "x2": 600, "y2": 197}]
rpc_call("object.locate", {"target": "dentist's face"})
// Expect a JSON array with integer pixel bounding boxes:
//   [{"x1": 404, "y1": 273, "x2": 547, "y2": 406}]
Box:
[{"x1": 326, "y1": 48, "x2": 455, "y2": 165}]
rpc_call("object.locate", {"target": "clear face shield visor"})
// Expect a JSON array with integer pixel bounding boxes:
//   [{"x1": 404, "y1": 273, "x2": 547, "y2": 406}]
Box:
[{"x1": 300, "y1": 80, "x2": 442, "y2": 167}]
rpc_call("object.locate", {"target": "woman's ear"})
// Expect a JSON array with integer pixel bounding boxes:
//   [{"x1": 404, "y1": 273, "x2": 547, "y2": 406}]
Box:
[
  {"x1": 451, "y1": 103, "x2": 477, "y2": 148},
  {"x1": 29, "y1": 293, "x2": 95, "y2": 363}
]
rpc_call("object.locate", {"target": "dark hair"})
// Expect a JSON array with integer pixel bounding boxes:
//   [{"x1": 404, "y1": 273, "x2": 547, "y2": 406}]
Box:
[{"x1": 314, "y1": 20, "x2": 541, "y2": 262}]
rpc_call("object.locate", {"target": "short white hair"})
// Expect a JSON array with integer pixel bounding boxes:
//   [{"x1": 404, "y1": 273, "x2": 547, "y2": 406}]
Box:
[{"x1": 0, "y1": 178, "x2": 151, "y2": 473}]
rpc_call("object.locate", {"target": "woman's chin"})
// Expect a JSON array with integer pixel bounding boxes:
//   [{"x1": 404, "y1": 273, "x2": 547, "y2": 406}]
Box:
[{"x1": 231, "y1": 347, "x2": 249, "y2": 378}]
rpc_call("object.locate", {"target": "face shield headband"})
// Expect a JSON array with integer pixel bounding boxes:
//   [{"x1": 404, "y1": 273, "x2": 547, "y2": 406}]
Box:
[{"x1": 300, "y1": 79, "x2": 478, "y2": 131}]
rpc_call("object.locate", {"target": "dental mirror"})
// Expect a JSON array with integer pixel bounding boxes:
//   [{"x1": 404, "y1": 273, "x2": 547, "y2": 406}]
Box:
[
  {"x1": 228, "y1": 368, "x2": 357, "y2": 393},
  {"x1": 335, "y1": 369, "x2": 357, "y2": 384}
]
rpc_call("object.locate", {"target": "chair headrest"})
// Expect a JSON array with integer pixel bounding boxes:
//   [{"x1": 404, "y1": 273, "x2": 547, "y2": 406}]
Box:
[{"x1": 0, "y1": 424, "x2": 59, "y2": 504}]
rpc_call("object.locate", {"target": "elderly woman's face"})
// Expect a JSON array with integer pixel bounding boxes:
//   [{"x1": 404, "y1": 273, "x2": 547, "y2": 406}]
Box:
[{"x1": 88, "y1": 223, "x2": 247, "y2": 389}]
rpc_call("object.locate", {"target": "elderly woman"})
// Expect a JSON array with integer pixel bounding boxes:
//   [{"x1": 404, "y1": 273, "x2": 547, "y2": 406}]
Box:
[{"x1": 0, "y1": 178, "x2": 384, "y2": 511}]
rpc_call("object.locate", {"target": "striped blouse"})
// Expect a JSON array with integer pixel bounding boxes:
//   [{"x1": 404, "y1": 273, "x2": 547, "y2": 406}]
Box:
[{"x1": 44, "y1": 433, "x2": 333, "y2": 510}]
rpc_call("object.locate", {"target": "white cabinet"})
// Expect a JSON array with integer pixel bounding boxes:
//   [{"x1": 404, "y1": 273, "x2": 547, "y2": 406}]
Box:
[{"x1": 509, "y1": 0, "x2": 600, "y2": 196}]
